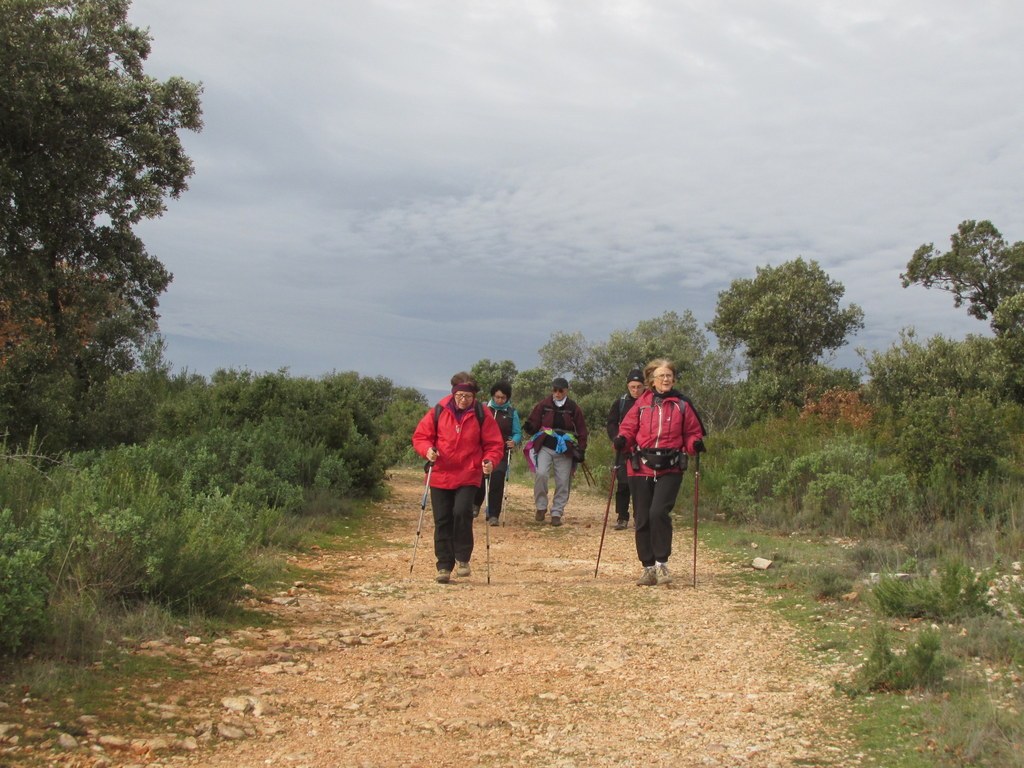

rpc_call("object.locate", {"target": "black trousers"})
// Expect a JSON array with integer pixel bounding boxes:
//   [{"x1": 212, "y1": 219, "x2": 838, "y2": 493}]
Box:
[
  {"x1": 431, "y1": 485, "x2": 477, "y2": 570},
  {"x1": 473, "y1": 466, "x2": 508, "y2": 519},
  {"x1": 629, "y1": 472, "x2": 682, "y2": 567},
  {"x1": 614, "y1": 463, "x2": 632, "y2": 521}
]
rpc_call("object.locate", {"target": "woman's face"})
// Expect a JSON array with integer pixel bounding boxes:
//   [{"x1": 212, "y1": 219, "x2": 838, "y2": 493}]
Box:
[
  {"x1": 651, "y1": 366, "x2": 675, "y2": 394},
  {"x1": 492, "y1": 391, "x2": 508, "y2": 405},
  {"x1": 452, "y1": 391, "x2": 476, "y2": 408}
]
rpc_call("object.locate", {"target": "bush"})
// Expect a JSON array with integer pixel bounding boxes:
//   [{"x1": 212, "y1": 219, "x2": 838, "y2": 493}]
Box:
[
  {"x1": 871, "y1": 561, "x2": 994, "y2": 621},
  {"x1": 145, "y1": 490, "x2": 258, "y2": 611},
  {"x1": 852, "y1": 625, "x2": 953, "y2": 693},
  {"x1": 897, "y1": 393, "x2": 1011, "y2": 480},
  {"x1": 0, "y1": 508, "x2": 49, "y2": 654}
]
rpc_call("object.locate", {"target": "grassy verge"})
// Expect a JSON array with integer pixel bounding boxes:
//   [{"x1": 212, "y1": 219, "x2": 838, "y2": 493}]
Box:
[
  {"x1": 0, "y1": 491, "x2": 386, "y2": 763},
  {"x1": 697, "y1": 519, "x2": 1024, "y2": 768}
]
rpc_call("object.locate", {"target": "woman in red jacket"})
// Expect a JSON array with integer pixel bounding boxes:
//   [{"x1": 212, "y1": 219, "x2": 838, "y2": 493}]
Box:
[
  {"x1": 614, "y1": 359, "x2": 705, "y2": 586},
  {"x1": 412, "y1": 372, "x2": 505, "y2": 583}
]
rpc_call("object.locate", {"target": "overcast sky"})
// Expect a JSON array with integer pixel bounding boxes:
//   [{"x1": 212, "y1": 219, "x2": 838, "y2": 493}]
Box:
[{"x1": 128, "y1": 1, "x2": 1024, "y2": 394}]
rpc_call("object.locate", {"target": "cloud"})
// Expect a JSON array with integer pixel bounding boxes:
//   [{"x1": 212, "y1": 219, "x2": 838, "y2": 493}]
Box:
[{"x1": 131, "y1": 0, "x2": 1024, "y2": 391}]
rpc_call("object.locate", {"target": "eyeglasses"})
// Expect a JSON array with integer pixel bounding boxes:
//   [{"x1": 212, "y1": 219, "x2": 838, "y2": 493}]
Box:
[
  {"x1": 552, "y1": 388, "x2": 567, "y2": 394},
  {"x1": 453, "y1": 392, "x2": 476, "y2": 401},
  {"x1": 653, "y1": 373, "x2": 675, "y2": 380}
]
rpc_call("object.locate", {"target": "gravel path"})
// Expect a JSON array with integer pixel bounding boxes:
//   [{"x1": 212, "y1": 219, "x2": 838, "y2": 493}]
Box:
[{"x1": 113, "y1": 468, "x2": 860, "y2": 767}]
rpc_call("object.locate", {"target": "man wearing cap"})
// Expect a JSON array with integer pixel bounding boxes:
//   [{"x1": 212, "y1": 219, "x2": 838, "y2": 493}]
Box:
[
  {"x1": 523, "y1": 377, "x2": 589, "y2": 526},
  {"x1": 606, "y1": 368, "x2": 646, "y2": 530}
]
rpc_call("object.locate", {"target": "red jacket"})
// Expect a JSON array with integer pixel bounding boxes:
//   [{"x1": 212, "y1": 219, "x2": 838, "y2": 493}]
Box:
[
  {"x1": 616, "y1": 389, "x2": 703, "y2": 478},
  {"x1": 412, "y1": 396, "x2": 505, "y2": 489}
]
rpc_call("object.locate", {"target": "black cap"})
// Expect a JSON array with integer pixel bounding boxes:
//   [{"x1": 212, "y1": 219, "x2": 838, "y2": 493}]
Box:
[
  {"x1": 551, "y1": 377, "x2": 569, "y2": 389},
  {"x1": 626, "y1": 368, "x2": 643, "y2": 383}
]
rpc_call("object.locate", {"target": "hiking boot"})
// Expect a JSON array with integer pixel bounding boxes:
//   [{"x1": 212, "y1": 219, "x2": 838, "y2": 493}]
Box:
[
  {"x1": 487, "y1": 516, "x2": 499, "y2": 526},
  {"x1": 656, "y1": 564, "x2": 672, "y2": 585},
  {"x1": 550, "y1": 515, "x2": 562, "y2": 527},
  {"x1": 435, "y1": 569, "x2": 451, "y2": 584},
  {"x1": 535, "y1": 509, "x2": 546, "y2": 522},
  {"x1": 613, "y1": 518, "x2": 628, "y2": 530},
  {"x1": 455, "y1": 561, "x2": 471, "y2": 577},
  {"x1": 472, "y1": 505, "x2": 481, "y2": 518},
  {"x1": 636, "y1": 566, "x2": 657, "y2": 586}
]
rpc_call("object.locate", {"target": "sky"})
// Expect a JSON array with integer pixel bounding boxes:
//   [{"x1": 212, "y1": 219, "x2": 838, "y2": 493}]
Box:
[{"x1": 127, "y1": 0, "x2": 1024, "y2": 395}]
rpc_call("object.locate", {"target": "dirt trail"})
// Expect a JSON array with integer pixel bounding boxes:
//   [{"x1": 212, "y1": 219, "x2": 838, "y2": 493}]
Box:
[{"x1": 126, "y1": 469, "x2": 859, "y2": 767}]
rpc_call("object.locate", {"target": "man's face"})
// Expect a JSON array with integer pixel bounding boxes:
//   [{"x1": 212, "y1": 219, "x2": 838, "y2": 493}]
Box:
[
  {"x1": 552, "y1": 387, "x2": 567, "y2": 399},
  {"x1": 627, "y1": 381, "x2": 645, "y2": 398}
]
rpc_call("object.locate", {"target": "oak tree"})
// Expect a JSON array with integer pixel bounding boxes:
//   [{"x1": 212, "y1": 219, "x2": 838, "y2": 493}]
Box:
[{"x1": 1, "y1": 0, "x2": 202, "y2": 444}]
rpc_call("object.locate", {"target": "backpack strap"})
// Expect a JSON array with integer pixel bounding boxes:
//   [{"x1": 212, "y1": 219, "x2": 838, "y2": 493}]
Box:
[
  {"x1": 617, "y1": 393, "x2": 630, "y2": 422},
  {"x1": 433, "y1": 401, "x2": 485, "y2": 429}
]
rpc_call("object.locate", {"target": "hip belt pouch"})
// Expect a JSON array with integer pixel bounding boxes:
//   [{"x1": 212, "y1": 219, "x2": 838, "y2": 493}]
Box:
[{"x1": 639, "y1": 448, "x2": 686, "y2": 471}]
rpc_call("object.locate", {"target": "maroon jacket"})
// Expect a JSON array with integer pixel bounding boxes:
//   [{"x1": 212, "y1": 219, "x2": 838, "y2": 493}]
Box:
[{"x1": 524, "y1": 396, "x2": 588, "y2": 452}]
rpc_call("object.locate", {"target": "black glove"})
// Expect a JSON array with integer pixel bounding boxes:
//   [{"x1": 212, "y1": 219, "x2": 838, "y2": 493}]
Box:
[
  {"x1": 612, "y1": 435, "x2": 627, "y2": 451},
  {"x1": 693, "y1": 439, "x2": 706, "y2": 453}
]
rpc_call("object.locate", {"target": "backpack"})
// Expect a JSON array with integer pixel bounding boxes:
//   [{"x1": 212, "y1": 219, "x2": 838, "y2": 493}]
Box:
[
  {"x1": 617, "y1": 393, "x2": 634, "y2": 423},
  {"x1": 433, "y1": 401, "x2": 486, "y2": 429}
]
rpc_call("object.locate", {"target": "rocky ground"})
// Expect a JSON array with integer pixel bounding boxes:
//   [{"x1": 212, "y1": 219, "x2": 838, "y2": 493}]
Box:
[{"x1": 1, "y1": 468, "x2": 863, "y2": 768}]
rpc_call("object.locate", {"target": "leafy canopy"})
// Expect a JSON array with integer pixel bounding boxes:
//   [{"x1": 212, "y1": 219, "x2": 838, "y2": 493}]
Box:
[
  {"x1": 0, "y1": 0, "x2": 202, "y2": 448},
  {"x1": 902, "y1": 220, "x2": 1024, "y2": 329},
  {"x1": 709, "y1": 258, "x2": 864, "y2": 372}
]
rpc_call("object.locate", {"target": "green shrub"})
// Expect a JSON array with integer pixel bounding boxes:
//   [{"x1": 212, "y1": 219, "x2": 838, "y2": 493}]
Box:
[
  {"x1": 871, "y1": 561, "x2": 994, "y2": 621},
  {"x1": 808, "y1": 565, "x2": 855, "y2": 601},
  {"x1": 0, "y1": 508, "x2": 49, "y2": 654},
  {"x1": 897, "y1": 393, "x2": 1011, "y2": 480},
  {"x1": 145, "y1": 490, "x2": 257, "y2": 611},
  {"x1": 849, "y1": 473, "x2": 916, "y2": 533},
  {"x1": 853, "y1": 625, "x2": 952, "y2": 693}
]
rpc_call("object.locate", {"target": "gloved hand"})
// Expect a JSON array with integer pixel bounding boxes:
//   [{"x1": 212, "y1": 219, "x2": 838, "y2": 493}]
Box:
[
  {"x1": 612, "y1": 435, "x2": 627, "y2": 451},
  {"x1": 577, "y1": 449, "x2": 586, "y2": 463},
  {"x1": 693, "y1": 439, "x2": 706, "y2": 453}
]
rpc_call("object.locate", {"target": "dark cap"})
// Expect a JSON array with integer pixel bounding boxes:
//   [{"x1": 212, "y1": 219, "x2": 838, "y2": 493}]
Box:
[
  {"x1": 626, "y1": 368, "x2": 643, "y2": 383},
  {"x1": 551, "y1": 377, "x2": 569, "y2": 390}
]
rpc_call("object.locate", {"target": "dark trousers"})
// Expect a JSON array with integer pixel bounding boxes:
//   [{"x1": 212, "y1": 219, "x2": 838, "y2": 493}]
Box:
[
  {"x1": 474, "y1": 469, "x2": 507, "y2": 519},
  {"x1": 629, "y1": 472, "x2": 682, "y2": 567},
  {"x1": 431, "y1": 485, "x2": 477, "y2": 570},
  {"x1": 614, "y1": 463, "x2": 632, "y2": 521}
]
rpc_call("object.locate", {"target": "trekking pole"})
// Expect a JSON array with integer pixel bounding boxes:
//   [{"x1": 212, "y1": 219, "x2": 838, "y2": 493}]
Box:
[
  {"x1": 409, "y1": 462, "x2": 433, "y2": 575},
  {"x1": 594, "y1": 452, "x2": 620, "y2": 578},
  {"x1": 692, "y1": 452, "x2": 700, "y2": 588},
  {"x1": 483, "y1": 472, "x2": 492, "y2": 584},
  {"x1": 501, "y1": 448, "x2": 511, "y2": 527}
]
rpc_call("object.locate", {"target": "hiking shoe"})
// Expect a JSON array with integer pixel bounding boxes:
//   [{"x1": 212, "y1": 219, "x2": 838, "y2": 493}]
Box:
[
  {"x1": 487, "y1": 516, "x2": 499, "y2": 526},
  {"x1": 550, "y1": 515, "x2": 562, "y2": 527},
  {"x1": 435, "y1": 569, "x2": 451, "y2": 584},
  {"x1": 613, "y1": 518, "x2": 628, "y2": 531},
  {"x1": 656, "y1": 564, "x2": 672, "y2": 585},
  {"x1": 636, "y1": 566, "x2": 657, "y2": 586},
  {"x1": 535, "y1": 509, "x2": 546, "y2": 522},
  {"x1": 455, "y1": 561, "x2": 471, "y2": 577},
  {"x1": 472, "y1": 505, "x2": 481, "y2": 518}
]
